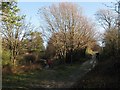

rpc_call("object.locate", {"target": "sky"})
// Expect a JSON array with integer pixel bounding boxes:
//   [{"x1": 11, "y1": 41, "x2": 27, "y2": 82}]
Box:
[
  {"x1": 17, "y1": 2, "x2": 111, "y2": 29},
  {"x1": 17, "y1": 2, "x2": 112, "y2": 46},
  {"x1": 17, "y1": 2, "x2": 110, "y2": 22}
]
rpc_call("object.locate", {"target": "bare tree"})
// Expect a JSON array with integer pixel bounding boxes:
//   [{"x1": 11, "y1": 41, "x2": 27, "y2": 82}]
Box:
[
  {"x1": 95, "y1": 9, "x2": 117, "y2": 30},
  {"x1": 1, "y1": 18, "x2": 34, "y2": 65},
  {"x1": 38, "y1": 2, "x2": 97, "y2": 63},
  {"x1": 102, "y1": 1, "x2": 120, "y2": 55},
  {"x1": 95, "y1": 8, "x2": 120, "y2": 56},
  {"x1": 1, "y1": 2, "x2": 35, "y2": 65}
]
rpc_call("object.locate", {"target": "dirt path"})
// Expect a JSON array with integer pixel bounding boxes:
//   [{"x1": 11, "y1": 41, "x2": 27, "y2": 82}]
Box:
[
  {"x1": 3, "y1": 59, "x2": 97, "y2": 89},
  {"x1": 37, "y1": 59, "x2": 97, "y2": 88}
]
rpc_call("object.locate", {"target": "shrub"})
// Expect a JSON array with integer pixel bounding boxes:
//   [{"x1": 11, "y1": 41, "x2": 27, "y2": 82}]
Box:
[
  {"x1": 2, "y1": 64, "x2": 13, "y2": 74},
  {"x1": 2, "y1": 50, "x2": 11, "y2": 66},
  {"x1": 23, "y1": 53, "x2": 36, "y2": 65}
]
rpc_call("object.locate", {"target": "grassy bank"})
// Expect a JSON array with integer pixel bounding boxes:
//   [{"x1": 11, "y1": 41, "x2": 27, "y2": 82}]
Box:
[
  {"x1": 3, "y1": 59, "x2": 88, "y2": 89},
  {"x1": 72, "y1": 57, "x2": 120, "y2": 88}
]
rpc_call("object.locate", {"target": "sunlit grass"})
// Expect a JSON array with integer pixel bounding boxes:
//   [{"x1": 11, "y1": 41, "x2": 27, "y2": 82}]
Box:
[{"x1": 2, "y1": 60, "x2": 86, "y2": 88}]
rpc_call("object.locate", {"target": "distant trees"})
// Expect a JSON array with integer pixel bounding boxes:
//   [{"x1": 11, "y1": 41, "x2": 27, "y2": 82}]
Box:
[
  {"x1": 22, "y1": 31, "x2": 45, "y2": 61},
  {"x1": 38, "y1": 2, "x2": 97, "y2": 63}
]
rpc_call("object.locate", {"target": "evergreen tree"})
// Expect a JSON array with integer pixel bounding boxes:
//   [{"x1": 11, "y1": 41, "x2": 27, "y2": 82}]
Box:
[{"x1": 1, "y1": 1, "x2": 25, "y2": 66}]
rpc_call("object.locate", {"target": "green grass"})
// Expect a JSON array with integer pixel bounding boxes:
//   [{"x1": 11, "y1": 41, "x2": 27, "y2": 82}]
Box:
[{"x1": 2, "y1": 61, "x2": 84, "y2": 89}]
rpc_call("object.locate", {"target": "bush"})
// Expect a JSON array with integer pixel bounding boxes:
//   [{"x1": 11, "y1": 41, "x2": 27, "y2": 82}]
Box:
[
  {"x1": 2, "y1": 64, "x2": 13, "y2": 74},
  {"x1": 23, "y1": 53, "x2": 36, "y2": 65},
  {"x1": 66, "y1": 49, "x2": 86, "y2": 63},
  {"x1": 2, "y1": 50, "x2": 11, "y2": 66}
]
